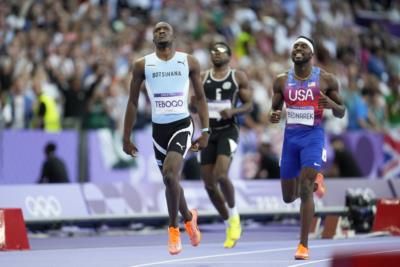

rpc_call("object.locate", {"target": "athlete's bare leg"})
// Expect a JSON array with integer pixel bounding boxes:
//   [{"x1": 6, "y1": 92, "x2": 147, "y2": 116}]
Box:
[
  {"x1": 281, "y1": 167, "x2": 318, "y2": 247},
  {"x1": 163, "y1": 151, "x2": 190, "y2": 227},
  {"x1": 281, "y1": 176, "x2": 319, "y2": 203},
  {"x1": 281, "y1": 178, "x2": 299, "y2": 203},
  {"x1": 298, "y1": 167, "x2": 318, "y2": 247},
  {"x1": 215, "y1": 155, "x2": 235, "y2": 209},
  {"x1": 201, "y1": 164, "x2": 229, "y2": 220},
  {"x1": 178, "y1": 186, "x2": 192, "y2": 221}
]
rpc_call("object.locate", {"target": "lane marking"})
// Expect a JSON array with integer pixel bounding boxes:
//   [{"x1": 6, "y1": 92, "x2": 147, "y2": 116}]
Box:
[
  {"x1": 131, "y1": 239, "x2": 400, "y2": 267},
  {"x1": 170, "y1": 260, "x2": 292, "y2": 264},
  {"x1": 287, "y1": 258, "x2": 332, "y2": 267},
  {"x1": 287, "y1": 248, "x2": 400, "y2": 267}
]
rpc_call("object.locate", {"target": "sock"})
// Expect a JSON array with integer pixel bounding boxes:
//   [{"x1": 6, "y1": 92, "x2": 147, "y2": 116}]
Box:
[{"x1": 228, "y1": 206, "x2": 239, "y2": 218}]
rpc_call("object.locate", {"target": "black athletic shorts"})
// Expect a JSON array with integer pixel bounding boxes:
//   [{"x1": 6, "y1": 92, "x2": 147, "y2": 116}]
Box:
[
  {"x1": 200, "y1": 124, "x2": 239, "y2": 165},
  {"x1": 152, "y1": 117, "x2": 193, "y2": 167}
]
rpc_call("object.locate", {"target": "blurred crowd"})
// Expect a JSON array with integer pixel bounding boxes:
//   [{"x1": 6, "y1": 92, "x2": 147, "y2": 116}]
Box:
[{"x1": 0, "y1": 0, "x2": 399, "y2": 178}]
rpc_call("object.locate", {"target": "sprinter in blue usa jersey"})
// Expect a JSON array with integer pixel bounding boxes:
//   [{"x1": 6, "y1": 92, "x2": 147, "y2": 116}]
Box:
[
  {"x1": 123, "y1": 22, "x2": 209, "y2": 255},
  {"x1": 270, "y1": 36, "x2": 345, "y2": 260}
]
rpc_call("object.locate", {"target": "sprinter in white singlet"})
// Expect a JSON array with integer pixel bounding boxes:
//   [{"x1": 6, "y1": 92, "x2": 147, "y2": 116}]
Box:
[{"x1": 122, "y1": 22, "x2": 210, "y2": 256}]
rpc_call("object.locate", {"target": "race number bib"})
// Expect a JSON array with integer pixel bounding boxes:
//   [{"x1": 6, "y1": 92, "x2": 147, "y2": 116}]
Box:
[
  {"x1": 286, "y1": 107, "x2": 314, "y2": 126},
  {"x1": 207, "y1": 100, "x2": 232, "y2": 119},
  {"x1": 154, "y1": 93, "x2": 186, "y2": 115}
]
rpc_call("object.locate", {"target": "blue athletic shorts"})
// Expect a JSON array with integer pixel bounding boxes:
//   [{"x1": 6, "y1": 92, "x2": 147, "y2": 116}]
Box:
[{"x1": 280, "y1": 126, "x2": 325, "y2": 179}]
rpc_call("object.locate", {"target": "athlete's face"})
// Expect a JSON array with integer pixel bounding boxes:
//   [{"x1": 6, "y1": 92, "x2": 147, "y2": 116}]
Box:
[
  {"x1": 291, "y1": 41, "x2": 313, "y2": 64},
  {"x1": 210, "y1": 44, "x2": 230, "y2": 67},
  {"x1": 153, "y1": 22, "x2": 174, "y2": 48}
]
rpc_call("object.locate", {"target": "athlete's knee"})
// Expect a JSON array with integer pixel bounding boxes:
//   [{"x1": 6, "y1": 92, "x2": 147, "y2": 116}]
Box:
[
  {"x1": 162, "y1": 170, "x2": 178, "y2": 187},
  {"x1": 204, "y1": 182, "x2": 219, "y2": 198},
  {"x1": 282, "y1": 194, "x2": 296, "y2": 203},
  {"x1": 214, "y1": 168, "x2": 228, "y2": 179},
  {"x1": 299, "y1": 180, "x2": 313, "y2": 200},
  {"x1": 216, "y1": 175, "x2": 229, "y2": 184},
  {"x1": 204, "y1": 181, "x2": 218, "y2": 194},
  {"x1": 214, "y1": 168, "x2": 228, "y2": 182}
]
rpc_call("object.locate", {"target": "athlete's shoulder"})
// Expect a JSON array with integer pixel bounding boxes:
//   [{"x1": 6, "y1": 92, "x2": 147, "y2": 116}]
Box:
[
  {"x1": 316, "y1": 66, "x2": 331, "y2": 76},
  {"x1": 185, "y1": 53, "x2": 198, "y2": 62},
  {"x1": 232, "y1": 68, "x2": 248, "y2": 84},
  {"x1": 132, "y1": 57, "x2": 146, "y2": 71},
  {"x1": 272, "y1": 71, "x2": 288, "y2": 92},
  {"x1": 134, "y1": 56, "x2": 146, "y2": 64},
  {"x1": 233, "y1": 68, "x2": 247, "y2": 77},
  {"x1": 319, "y1": 68, "x2": 337, "y2": 81},
  {"x1": 275, "y1": 71, "x2": 289, "y2": 82},
  {"x1": 186, "y1": 54, "x2": 200, "y2": 70},
  {"x1": 277, "y1": 70, "x2": 289, "y2": 78}
]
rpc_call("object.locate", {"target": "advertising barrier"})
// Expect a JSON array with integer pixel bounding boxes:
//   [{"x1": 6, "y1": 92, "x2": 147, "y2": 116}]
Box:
[
  {"x1": 0, "y1": 179, "x2": 395, "y2": 223},
  {"x1": 0, "y1": 184, "x2": 89, "y2": 220}
]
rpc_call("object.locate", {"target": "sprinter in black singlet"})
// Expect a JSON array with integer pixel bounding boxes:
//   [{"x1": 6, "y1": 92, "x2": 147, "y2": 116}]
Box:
[{"x1": 195, "y1": 42, "x2": 252, "y2": 248}]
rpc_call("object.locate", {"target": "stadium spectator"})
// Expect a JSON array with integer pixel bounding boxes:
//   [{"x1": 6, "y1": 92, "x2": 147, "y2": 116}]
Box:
[
  {"x1": 1, "y1": 78, "x2": 34, "y2": 129},
  {"x1": 31, "y1": 78, "x2": 61, "y2": 132},
  {"x1": 38, "y1": 142, "x2": 69, "y2": 184},
  {"x1": 255, "y1": 133, "x2": 280, "y2": 179},
  {"x1": 324, "y1": 137, "x2": 363, "y2": 178}
]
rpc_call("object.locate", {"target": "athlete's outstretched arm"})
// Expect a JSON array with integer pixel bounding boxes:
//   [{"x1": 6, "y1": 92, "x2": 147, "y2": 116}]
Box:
[
  {"x1": 270, "y1": 74, "x2": 285, "y2": 123},
  {"x1": 123, "y1": 58, "x2": 145, "y2": 156},
  {"x1": 188, "y1": 55, "x2": 209, "y2": 149},
  {"x1": 189, "y1": 71, "x2": 207, "y2": 113},
  {"x1": 319, "y1": 71, "x2": 346, "y2": 118},
  {"x1": 220, "y1": 70, "x2": 253, "y2": 119}
]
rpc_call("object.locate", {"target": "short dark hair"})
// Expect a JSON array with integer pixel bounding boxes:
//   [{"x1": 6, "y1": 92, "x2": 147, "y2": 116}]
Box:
[
  {"x1": 45, "y1": 142, "x2": 56, "y2": 154},
  {"x1": 210, "y1": 42, "x2": 231, "y2": 56}
]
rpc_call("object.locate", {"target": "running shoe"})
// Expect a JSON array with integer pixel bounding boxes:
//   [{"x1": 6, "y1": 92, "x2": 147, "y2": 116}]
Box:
[
  {"x1": 294, "y1": 243, "x2": 309, "y2": 260},
  {"x1": 224, "y1": 214, "x2": 242, "y2": 248},
  {"x1": 315, "y1": 173, "x2": 326, "y2": 198},
  {"x1": 168, "y1": 226, "x2": 182, "y2": 255},
  {"x1": 184, "y1": 209, "x2": 201, "y2": 246}
]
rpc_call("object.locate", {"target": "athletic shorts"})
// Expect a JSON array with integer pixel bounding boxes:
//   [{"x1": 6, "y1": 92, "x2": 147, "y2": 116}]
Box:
[
  {"x1": 152, "y1": 116, "x2": 193, "y2": 167},
  {"x1": 280, "y1": 126, "x2": 325, "y2": 179},
  {"x1": 200, "y1": 124, "x2": 239, "y2": 165}
]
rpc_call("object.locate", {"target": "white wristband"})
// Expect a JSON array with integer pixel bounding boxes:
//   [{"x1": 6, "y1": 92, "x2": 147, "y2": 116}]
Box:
[{"x1": 201, "y1": 128, "x2": 210, "y2": 133}]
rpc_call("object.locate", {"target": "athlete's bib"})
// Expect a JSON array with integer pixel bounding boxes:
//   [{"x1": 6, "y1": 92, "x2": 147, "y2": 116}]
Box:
[
  {"x1": 154, "y1": 93, "x2": 186, "y2": 115},
  {"x1": 286, "y1": 107, "x2": 315, "y2": 126},
  {"x1": 207, "y1": 100, "x2": 232, "y2": 119}
]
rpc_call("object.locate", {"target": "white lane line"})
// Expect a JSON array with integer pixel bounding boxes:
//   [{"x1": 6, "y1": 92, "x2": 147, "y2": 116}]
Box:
[
  {"x1": 131, "y1": 247, "x2": 299, "y2": 267},
  {"x1": 287, "y1": 258, "x2": 332, "y2": 267},
  {"x1": 169, "y1": 260, "x2": 292, "y2": 265},
  {"x1": 287, "y1": 248, "x2": 400, "y2": 267},
  {"x1": 130, "y1": 239, "x2": 400, "y2": 267}
]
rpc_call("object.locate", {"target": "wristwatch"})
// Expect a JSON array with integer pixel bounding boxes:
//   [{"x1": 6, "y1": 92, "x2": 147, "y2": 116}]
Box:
[{"x1": 201, "y1": 128, "x2": 211, "y2": 134}]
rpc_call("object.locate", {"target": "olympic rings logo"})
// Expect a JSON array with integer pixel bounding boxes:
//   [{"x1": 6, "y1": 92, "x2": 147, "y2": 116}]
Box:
[{"x1": 25, "y1": 195, "x2": 62, "y2": 217}]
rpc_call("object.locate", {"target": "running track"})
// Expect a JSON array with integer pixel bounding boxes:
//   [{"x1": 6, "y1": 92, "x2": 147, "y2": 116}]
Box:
[{"x1": 1, "y1": 223, "x2": 399, "y2": 267}]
